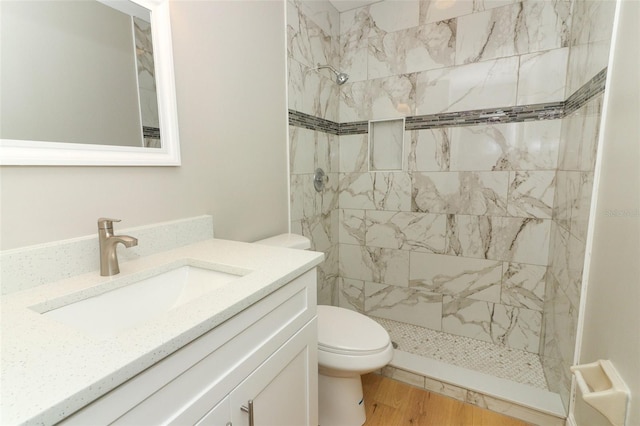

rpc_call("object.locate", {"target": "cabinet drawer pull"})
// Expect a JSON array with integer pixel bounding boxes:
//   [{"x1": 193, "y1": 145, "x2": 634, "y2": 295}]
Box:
[{"x1": 240, "y1": 400, "x2": 254, "y2": 426}]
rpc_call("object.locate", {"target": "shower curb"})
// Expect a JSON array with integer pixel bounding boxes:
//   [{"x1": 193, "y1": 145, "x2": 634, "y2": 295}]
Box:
[{"x1": 381, "y1": 350, "x2": 566, "y2": 425}]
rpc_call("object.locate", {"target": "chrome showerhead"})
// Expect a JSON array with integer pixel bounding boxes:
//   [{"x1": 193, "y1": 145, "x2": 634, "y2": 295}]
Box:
[
  {"x1": 335, "y1": 71, "x2": 349, "y2": 85},
  {"x1": 315, "y1": 64, "x2": 349, "y2": 85}
]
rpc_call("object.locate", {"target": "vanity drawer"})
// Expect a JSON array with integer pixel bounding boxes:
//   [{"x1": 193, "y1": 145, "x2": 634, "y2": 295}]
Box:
[{"x1": 61, "y1": 269, "x2": 317, "y2": 425}]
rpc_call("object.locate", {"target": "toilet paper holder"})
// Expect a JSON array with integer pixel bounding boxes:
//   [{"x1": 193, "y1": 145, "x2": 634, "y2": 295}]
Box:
[{"x1": 570, "y1": 359, "x2": 630, "y2": 426}]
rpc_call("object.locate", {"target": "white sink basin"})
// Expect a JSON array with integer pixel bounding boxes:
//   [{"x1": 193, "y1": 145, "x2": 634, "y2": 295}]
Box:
[{"x1": 42, "y1": 265, "x2": 245, "y2": 338}]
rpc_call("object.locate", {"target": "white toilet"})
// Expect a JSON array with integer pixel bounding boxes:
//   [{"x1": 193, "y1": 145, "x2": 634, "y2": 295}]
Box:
[{"x1": 255, "y1": 234, "x2": 394, "y2": 426}]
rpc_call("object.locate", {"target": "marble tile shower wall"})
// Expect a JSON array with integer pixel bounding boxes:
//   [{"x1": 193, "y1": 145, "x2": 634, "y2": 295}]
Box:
[
  {"x1": 335, "y1": 0, "x2": 572, "y2": 355},
  {"x1": 286, "y1": 0, "x2": 613, "y2": 368},
  {"x1": 541, "y1": 0, "x2": 615, "y2": 410},
  {"x1": 287, "y1": 0, "x2": 341, "y2": 305}
]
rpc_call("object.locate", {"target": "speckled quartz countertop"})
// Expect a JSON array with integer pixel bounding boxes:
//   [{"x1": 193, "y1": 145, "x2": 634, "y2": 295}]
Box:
[{"x1": 0, "y1": 238, "x2": 323, "y2": 425}]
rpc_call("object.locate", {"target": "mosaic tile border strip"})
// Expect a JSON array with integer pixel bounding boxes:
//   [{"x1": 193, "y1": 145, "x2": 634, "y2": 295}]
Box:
[
  {"x1": 405, "y1": 102, "x2": 564, "y2": 130},
  {"x1": 564, "y1": 67, "x2": 607, "y2": 115},
  {"x1": 289, "y1": 67, "x2": 607, "y2": 135},
  {"x1": 339, "y1": 120, "x2": 369, "y2": 135},
  {"x1": 288, "y1": 110, "x2": 340, "y2": 135}
]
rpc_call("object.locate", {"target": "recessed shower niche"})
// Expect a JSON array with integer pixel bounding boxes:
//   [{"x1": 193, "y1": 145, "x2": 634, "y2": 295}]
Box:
[{"x1": 368, "y1": 118, "x2": 405, "y2": 171}]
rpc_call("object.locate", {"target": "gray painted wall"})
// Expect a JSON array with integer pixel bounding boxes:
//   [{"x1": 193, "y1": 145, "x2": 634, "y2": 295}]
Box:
[{"x1": 0, "y1": 0, "x2": 289, "y2": 250}]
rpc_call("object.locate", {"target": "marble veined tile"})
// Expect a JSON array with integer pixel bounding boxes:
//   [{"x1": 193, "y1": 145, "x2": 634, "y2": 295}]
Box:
[
  {"x1": 290, "y1": 174, "x2": 316, "y2": 222},
  {"x1": 501, "y1": 262, "x2": 546, "y2": 311},
  {"x1": 375, "y1": 172, "x2": 412, "y2": 211},
  {"x1": 442, "y1": 297, "x2": 494, "y2": 342},
  {"x1": 368, "y1": 20, "x2": 456, "y2": 79},
  {"x1": 552, "y1": 171, "x2": 571, "y2": 231},
  {"x1": 317, "y1": 131, "x2": 335, "y2": 173},
  {"x1": 449, "y1": 120, "x2": 561, "y2": 171},
  {"x1": 293, "y1": 0, "x2": 339, "y2": 38},
  {"x1": 517, "y1": 48, "x2": 568, "y2": 105},
  {"x1": 565, "y1": 40, "x2": 610, "y2": 97},
  {"x1": 289, "y1": 126, "x2": 316, "y2": 174},
  {"x1": 339, "y1": 172, "x2": 411, "y2": 211},
  {"x1": 470, "y1": 0, "x2": 518, "y2": 13},
  {"x1": 548, "y1": 222, "x2": 586, "y2": 308},
  {"x1": 415, "y1": 57, "x2": 518, "y2": 114},
  {"x1": 541, "y1": 277, "x2": 577, "y2": 405},
  {"x1": 338, "y1": 277, "x2": 365, "y2": 312},
  {"x1": 302, "y1": 68, "x2": 340, "y2": 122},
  {"x1": 409, "y1": 252, "x2": 502, "y2": 303},
  {"x1": 339, "y1": 80, "x2": 371, "y2": 122},
  {"x1": 507, "y1": 171, "x2": 556, "y2": 219},
  {"x1": 548, "y1": 221, "x2": 568, "y2": 290},
  {"x1": 411, "y1": 171, "x2": 509, "y2": 216},
  {"x1": 455, "y1": 1, "x2": 570, "y2": 65},
  {"x1": 302, "y1": 211, "x2": 334, "y2": 253},
  {"x1": 317, "y1": 243, "x2": 339, "y2": 304},
  {"x1": 569, "y1": 172, "x2": 594, "y2": 243},
  {"x1": 339, "y1": 173, "x2": 375, "y2": 210},
  {"x1": 447, "y1": 215, "x2": 551, "y2": 265},
  {"x1": 442, "y1": 297, "x2": 542, "y2": 352},
  {"x1": 369, "y1": 0, "x2": 420, "y2": 36},
  {"x1": 491, "y1": 217, "x2": 551, "y2": 266},
  {"x1": 569, "y1": 0, "x2": 616, "y2": 46},
  {"x1": 339, "y1": 4, "x2": 371, "y2": 37},
  {"x1": 287, "y1": 0, "x2": 337, "y2": 70},
  {"x1": 492, "y1": 303, "x2": 542, "y2": 352},
  {"x1": 407, "y1": 128, "x2": 451, "y2": 172},
  {"x1": 558, "y1": 95, "x2": 602, "y2": 171},
  {"x1": 552, "y1": 170, "x2": 593, "y2": 240},
  {"x1": 455, "y1": 3, "x2": 521, "y2": 64},
  {"x1": 339, "y1": 209, "x2": 366, "y2": 245},
  {"x1": 339, "y1": 31, "x2": 368, "y2": 83},
  {"x1": 365, "y1": 282, "x2": 443, "y2": 329},
  {"x1": 288, "y1": 58, "x2": 304, "y2": 112},
  {"x1": 564, "y1": 0, "x2": 614, "y2": 95},
  {"x1": 366, "y1": 211, "x2": 447, "y2": 253},
  {"x1": 419, "y1": 0, "x2": 473, "y2": 25},
  {"x1": 339, "y1": 134, "x2": 368, "y2": 173},
  {"x1": 370, "y1": 74, "x2": 416, "y2": 119},
  {"x1": 339, "y1": 243, "x2": 410, "y2": 286}
]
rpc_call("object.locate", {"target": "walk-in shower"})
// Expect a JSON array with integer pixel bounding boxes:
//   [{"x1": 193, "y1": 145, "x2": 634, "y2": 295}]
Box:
[{"x1": 287, "y1": 0, "x2": 619, "y2": 423}]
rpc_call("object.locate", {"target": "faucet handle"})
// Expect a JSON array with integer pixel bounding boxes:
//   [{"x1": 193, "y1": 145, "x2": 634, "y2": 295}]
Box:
[{"x1": 98, "y1": 218, "x2": 121, "y2": 229}]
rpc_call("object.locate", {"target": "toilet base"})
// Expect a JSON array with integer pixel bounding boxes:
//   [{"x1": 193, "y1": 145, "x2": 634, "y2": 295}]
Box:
[{"x1": 318, "y1": 373, "x2": 366, "y2": 426}]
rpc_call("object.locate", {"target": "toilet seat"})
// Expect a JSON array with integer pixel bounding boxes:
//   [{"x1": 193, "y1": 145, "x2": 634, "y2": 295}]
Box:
[{"x1": 317, "y1": 305, "x2": 391, "y2": 356}]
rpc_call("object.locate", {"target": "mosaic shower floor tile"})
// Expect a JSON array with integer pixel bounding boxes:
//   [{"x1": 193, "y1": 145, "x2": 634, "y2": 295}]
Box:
[{"x1": 372, "y1": 316, "x2": 549, "y2": 390}]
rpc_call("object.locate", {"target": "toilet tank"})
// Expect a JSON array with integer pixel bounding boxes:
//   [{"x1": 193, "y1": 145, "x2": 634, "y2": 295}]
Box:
[{"x1": 254, "y1": 233, "x2": 311, "y2": 250}]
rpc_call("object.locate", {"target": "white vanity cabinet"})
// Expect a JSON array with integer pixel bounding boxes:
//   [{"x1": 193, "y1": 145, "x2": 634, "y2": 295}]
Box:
[
  {"x1": 200, "y1": 320, "x2": 316, "y2": 426},
  {"x1": 61, "y1": 269, "x2": 318, "y2": 426}
]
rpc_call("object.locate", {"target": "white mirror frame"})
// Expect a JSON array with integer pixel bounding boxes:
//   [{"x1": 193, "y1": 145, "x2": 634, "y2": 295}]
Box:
[{"x1": 0, "y1": 0, "x2": 181, "y2": 166}]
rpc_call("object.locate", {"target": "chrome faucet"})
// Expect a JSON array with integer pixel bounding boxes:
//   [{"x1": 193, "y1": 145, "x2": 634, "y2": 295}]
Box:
[{"x1": 98, "y1": 218, "x2": 138, "y2": 276}]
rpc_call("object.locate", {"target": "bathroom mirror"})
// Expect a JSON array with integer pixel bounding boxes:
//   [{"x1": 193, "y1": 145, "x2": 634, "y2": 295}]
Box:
[{"x1": 0, "y1": 0, "x2": 181, "y2": 166}]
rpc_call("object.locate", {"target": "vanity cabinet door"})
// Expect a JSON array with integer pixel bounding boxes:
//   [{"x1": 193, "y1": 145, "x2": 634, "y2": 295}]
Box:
[{"x1": 228, "y1": 319, "x2": 317, "y2": 426}]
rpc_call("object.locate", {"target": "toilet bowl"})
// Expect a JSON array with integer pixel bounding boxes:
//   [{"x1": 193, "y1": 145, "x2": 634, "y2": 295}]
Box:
[
  {"x1": 316, "y1": 305, "x2": 393, "y2": 426},
  {"x1": 255, "y1": 234, "x2": 394, "y2": 426}
]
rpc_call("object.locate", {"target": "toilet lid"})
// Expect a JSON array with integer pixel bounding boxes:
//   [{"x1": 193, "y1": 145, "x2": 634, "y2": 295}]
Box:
[{"x1": 317, "y1": 305, "x2": 391, "y2": 355}]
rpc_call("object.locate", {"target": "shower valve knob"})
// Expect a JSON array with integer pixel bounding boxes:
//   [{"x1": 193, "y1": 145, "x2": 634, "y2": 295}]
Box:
[{"x1": 314, "y1": 168, "x2": 328, "y2": 192}]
